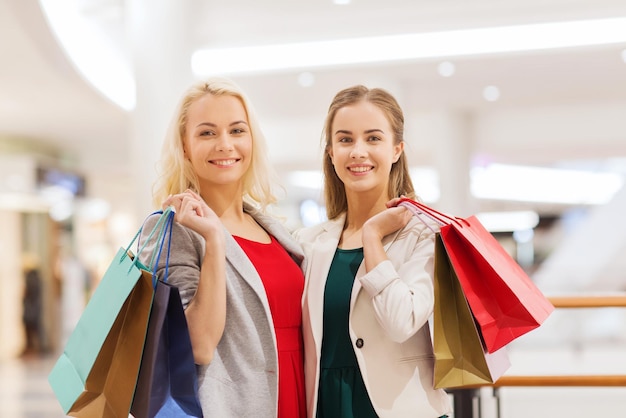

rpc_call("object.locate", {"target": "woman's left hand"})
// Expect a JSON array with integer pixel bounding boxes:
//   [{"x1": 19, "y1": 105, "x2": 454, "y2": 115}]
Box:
[{"x1": 363, "y1": 202, "x2": 412, "y2": 242}]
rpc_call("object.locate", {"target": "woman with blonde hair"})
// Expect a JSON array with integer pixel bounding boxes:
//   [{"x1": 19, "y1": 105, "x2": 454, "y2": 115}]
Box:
[{"x1": 140, "y1": 77, "x2": 306, "y2": 418}]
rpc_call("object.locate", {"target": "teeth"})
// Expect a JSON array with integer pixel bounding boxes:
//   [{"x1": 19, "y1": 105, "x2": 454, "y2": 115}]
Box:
[
  {"x1": 213, "y1": 159, "x2": 237, "y2": 166},
  {"x1": 350, "y1": 166, "x2": 371, "y2": 172}
]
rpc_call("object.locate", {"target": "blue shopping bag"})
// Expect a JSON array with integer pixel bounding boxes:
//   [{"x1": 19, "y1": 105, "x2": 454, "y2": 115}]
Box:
[
  {"x1": 131, "y1": 210, "x2": 204, "y2": 417},
  {"x1": 131, "y1": 280, "x2": 204, "y2": 417}
]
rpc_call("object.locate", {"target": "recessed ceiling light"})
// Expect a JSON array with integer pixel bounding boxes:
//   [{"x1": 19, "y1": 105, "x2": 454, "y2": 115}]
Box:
[
  {"x1": 437, "y1": 61, "x2": 455, "y2": 77},
  {"x1": 482, "y1": 85, "x2": 501, "y2": 102},
  {"x1": 297, "y1": 72, "x2": 315, "y2": 87}
]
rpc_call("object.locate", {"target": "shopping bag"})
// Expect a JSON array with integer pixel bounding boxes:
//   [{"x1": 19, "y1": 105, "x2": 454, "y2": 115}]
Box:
[
  {"x1": 130, "y1": 280, "x2": 204, "y2": 417},
  {"x1": 131, "y1": 210, "x2": 203, "y2": 417},
  {"x1": 399, "y1": 198, "x2": 554, "y2": 353},
  {"x1": 433, "y1": 236, "x2": 510, "y2": 389},
  {"x1": 48, "y1": 209, "x2": 173, "y2": 416}
]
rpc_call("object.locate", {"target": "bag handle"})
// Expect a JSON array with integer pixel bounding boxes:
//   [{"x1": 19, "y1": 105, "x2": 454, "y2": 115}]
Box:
[
  {"x1": 135, "y1": 207, "x2": 175, "y2": 286},
  {"x1": 122, "y1": 206, "x2": 174, "y2": 271},
  {"x1": 398, "y1": 197, "x2": 466, "y2": 228},
  {"x1": 151, "y1": 209, "x2": 174, "y2": 286}
]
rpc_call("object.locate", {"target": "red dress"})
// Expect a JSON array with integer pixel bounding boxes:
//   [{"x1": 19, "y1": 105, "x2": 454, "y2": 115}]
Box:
[{"x1": 233, "y1": 235, "x2": 306, "y2": 418}]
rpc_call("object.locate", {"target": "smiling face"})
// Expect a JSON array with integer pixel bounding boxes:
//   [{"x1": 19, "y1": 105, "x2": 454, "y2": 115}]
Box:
[
  {"x1": 183, "y1": 93, "x2": 252, "y2": 194},
  {"x1": 328, "y1": 100, "x2": 404, "y2": 198}
]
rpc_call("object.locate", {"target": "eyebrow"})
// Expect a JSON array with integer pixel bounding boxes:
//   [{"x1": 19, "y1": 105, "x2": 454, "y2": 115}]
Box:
[
  {"x1": 195, "y1": 120, "x2": 249, "y2": 128},
  {"x1": 334, "y1": 128, "x2": 385, "y2": 135}
]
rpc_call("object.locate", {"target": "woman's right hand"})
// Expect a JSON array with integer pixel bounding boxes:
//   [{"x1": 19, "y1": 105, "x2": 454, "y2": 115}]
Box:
[{"x1": 163, "y1": 189, "x2": 222, "y2": 241}]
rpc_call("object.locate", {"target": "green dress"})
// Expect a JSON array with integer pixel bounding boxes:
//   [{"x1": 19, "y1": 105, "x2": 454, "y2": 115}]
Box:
[
  {"x1": 316, "y1": 248, "x2": 449, "y2": 418},
  {"x1": 317, "y1": 248, "x2": 378, "y2": 418}
]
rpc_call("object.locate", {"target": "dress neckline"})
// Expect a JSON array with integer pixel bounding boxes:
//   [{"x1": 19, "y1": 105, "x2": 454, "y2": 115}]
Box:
[{"x1": 233, "y1": 234, "x2": 274, "y2": 246}]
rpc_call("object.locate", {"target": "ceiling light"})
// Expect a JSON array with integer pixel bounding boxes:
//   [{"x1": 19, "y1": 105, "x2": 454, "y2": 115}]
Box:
[
  {"x1": 437, "y1": 61, "x2": 455, "y2": 77},
  {"x1": 476, "y1": 211, "x2": 539, "y2": 232},
  {"x1": 192, "y1": 17, "x2": 626, "y2": 76},
  {"x1": 297, "y1": 72, "x2": 315, "y2": 87},
  {"x1": 482, "y1": 85, "x2": 501, "y2": 102},
  {"x1": 471, "y1": 163, "x2": 624, "y2": 205},
  {"x1": 39, "y1": 0, "x2": 136, "y2": 111}
]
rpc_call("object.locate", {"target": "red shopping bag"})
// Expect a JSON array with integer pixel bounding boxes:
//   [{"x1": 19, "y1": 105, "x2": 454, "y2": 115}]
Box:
[{"x1": 399, "y1": 198, "x2": 554, "y2": 353}]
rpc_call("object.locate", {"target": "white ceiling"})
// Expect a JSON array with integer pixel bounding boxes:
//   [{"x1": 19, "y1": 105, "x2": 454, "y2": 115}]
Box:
[{"x1": 1, "y1": 0, "x2": 626, "y2": 216}]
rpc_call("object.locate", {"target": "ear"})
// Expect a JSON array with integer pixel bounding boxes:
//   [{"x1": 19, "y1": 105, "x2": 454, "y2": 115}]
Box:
[
  {"x1": 182, "y1": 141, "x2": 189, "y2": 159},
  {"x1": 327, "y1": 146, "x2": 335, "y2": 164},
  {"x1": 393, "y1": 141, "x2": 404, "y2": 163}
]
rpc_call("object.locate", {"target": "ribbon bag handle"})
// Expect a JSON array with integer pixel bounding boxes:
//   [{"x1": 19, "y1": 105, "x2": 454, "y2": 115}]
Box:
[
  {"x1": 120, "y1": 206, "x2": 174, "y2": 272},
  {"x1": 398, "y1": 197, "x2": 466, "y2": 228},
  {"x1": 136, "y1": 207, "x2": 175, "y2": 286},
  {"x1": 151, "y1": 209, "x2": 174, "y2": 286}
]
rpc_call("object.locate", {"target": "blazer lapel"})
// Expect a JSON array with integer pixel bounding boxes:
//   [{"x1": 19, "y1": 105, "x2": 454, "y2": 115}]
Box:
[
  {"x1": 223, "y1": 204, "x2": 306, "y2": 326},
  {"x1": 223, "y1": 228, "x2": 268, "y2": 300},
  {"x1": 222, "y1": 205, "x2": 277, "y2": 323},
  {"x1": 245, "y1": 203, "x2": 304, "y2": 266},
  {"x1": 306, "y1": 216, "x2": 345, "y2": 347}
]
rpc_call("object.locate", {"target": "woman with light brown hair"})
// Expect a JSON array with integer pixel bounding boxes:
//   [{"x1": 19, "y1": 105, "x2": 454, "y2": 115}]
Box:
[{"x1": 295, "y1": 85, "x2": 451, "y2": 418}]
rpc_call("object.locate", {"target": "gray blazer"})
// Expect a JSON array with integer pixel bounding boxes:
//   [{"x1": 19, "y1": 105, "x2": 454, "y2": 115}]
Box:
[{"x1": 139, "y1": 203, "x2": 304, "y2": 418}]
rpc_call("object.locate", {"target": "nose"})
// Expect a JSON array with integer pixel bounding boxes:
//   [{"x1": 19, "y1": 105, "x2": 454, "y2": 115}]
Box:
[
  {"x1": 215, "y1": 134, "x2": 234, "y2": 152},
  {"x1": 349, "y1": 138, "x2": 367, "y2": 159}
]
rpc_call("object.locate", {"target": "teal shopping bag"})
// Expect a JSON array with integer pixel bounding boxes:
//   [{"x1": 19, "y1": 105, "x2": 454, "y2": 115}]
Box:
[{"x1": 48, "y1": 208, "x2": 174, "y2": 417}]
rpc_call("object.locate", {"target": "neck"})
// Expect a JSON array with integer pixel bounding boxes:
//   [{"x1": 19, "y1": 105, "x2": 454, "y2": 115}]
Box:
[
  {"x1": 199, "y1": 184, "x2": 245, "y2": 220},
  {"x1": 344, "y1": 190, "x2": 389, "y2": 231}
]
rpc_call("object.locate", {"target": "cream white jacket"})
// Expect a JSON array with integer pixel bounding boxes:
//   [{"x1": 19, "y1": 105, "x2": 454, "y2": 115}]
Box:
[{"x1": 295, "y1": 214, "x2": 452, "y2": 418}]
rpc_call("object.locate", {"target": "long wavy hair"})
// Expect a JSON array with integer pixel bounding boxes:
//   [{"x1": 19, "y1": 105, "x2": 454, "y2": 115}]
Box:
[
  {"x1": 322, "y1": 85, "x2": 415, "y2": 220},
  {"x1": 152, "y1": 77, "x2": 278, "y2": 210}
]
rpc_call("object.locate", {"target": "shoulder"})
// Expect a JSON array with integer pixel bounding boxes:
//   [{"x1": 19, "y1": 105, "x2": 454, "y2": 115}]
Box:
[
  {"x1": 293, "y1": 220, "x2": 331, "y2": 243},
  {"x1": 293, "y1": 215, "x2": 345, "y2": 242}
]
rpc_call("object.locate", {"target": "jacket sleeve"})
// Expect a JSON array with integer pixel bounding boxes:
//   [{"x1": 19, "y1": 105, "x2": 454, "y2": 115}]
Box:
[
  {"x1": 357, "y1": 219, "x2": 437, "y2": 343},
  {"x1": 137, "y1": 213, "x2": 204, "y2": 308}
]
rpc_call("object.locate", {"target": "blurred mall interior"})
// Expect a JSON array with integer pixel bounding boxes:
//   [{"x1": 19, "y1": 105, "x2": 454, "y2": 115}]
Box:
[{"x1": 1, "y1": 0, "x2": 626, "y2": 416}]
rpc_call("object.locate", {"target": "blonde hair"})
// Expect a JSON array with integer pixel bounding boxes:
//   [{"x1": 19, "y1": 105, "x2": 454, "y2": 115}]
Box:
[
  {"x1": 322, "y1": 85, "x2": 415, "y2": 220},
  {"x1": 152, "y1": 77, "x2": 278, "y2": 210}
]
